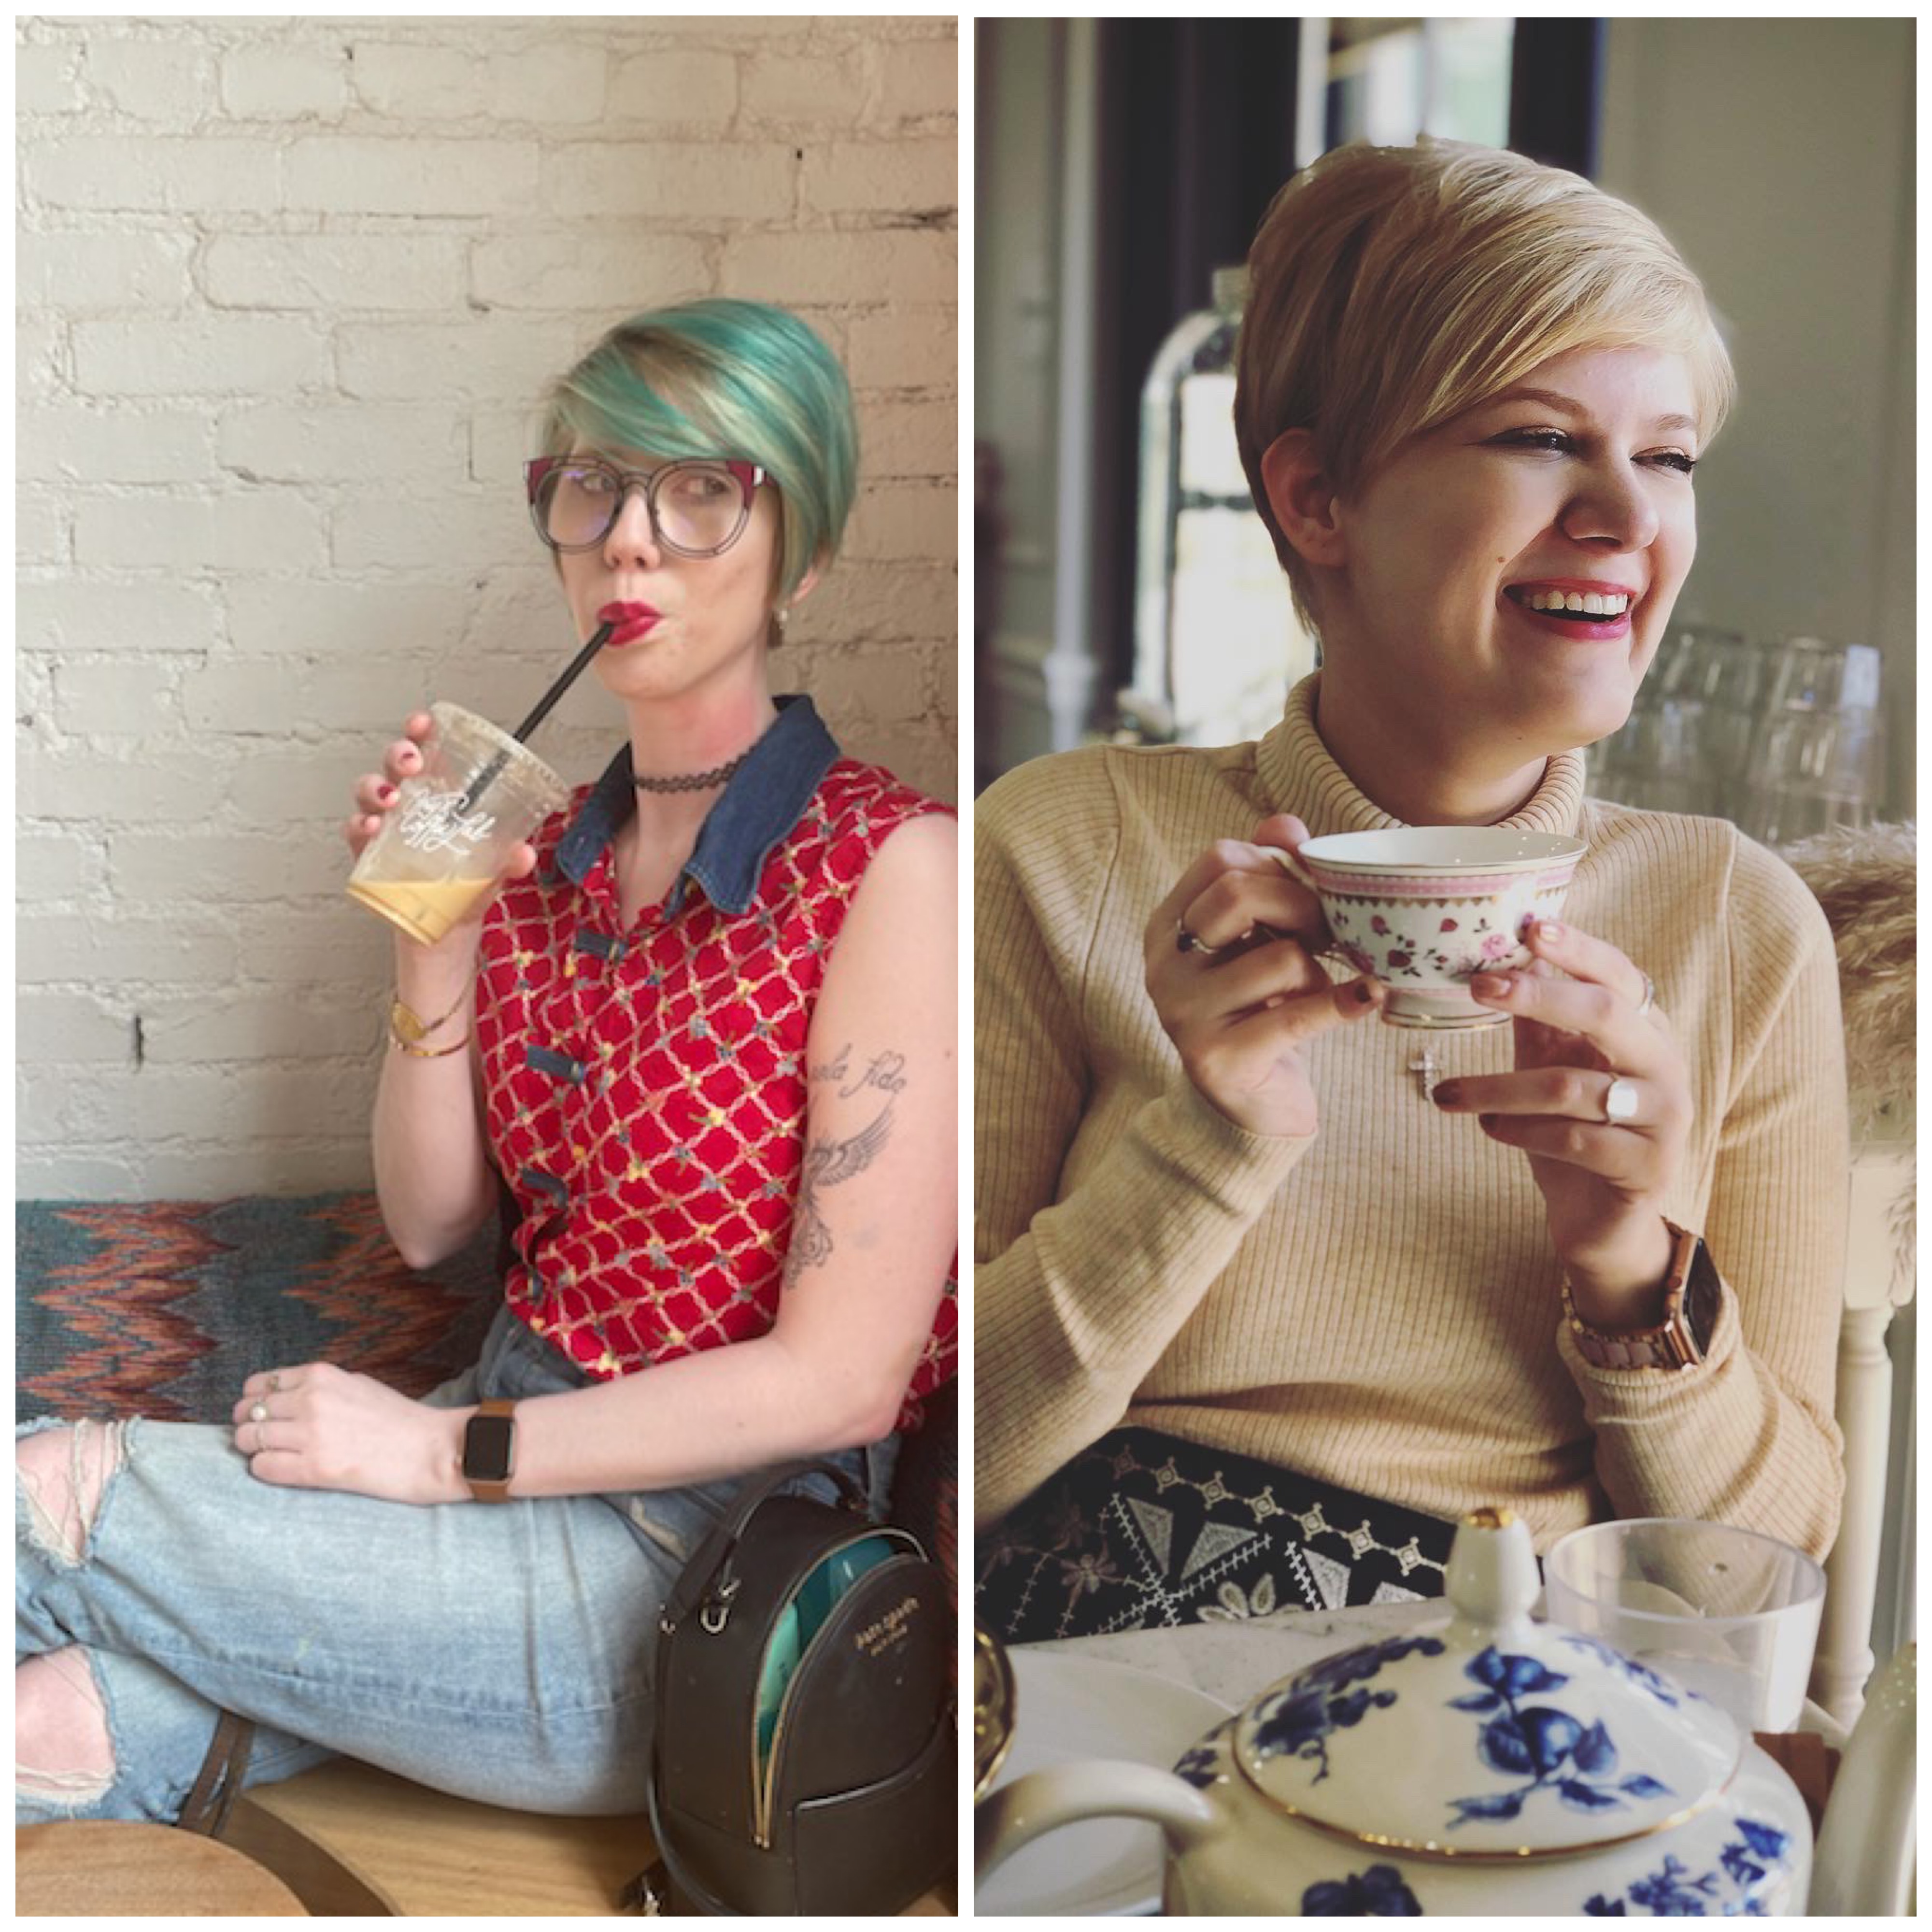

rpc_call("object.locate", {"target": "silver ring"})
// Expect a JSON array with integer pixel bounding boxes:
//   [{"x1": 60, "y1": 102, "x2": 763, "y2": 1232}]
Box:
[
  {"x1": 1175, "y1": 920, "x2": 1220, "y2": 958},
  {"x1": 249, "y1": 1400, "x2": 269, "y2": 1425},
  {"x1": 1603, "y1": 1076, "x2": 1640, "y2": 1124},
  {"x1": 1635, "y1": 971, "x2": 1656, "y2": 1016}
]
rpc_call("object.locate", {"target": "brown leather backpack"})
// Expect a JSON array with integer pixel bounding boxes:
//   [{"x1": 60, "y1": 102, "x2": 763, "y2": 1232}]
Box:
[{"x1": 633, "y1": 1460, "x2": 954, "y2": 1915}]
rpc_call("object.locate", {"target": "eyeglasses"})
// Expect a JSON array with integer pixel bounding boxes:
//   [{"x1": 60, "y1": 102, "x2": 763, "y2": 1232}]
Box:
[{"x1": 524, "y1": 456, "x2": 767, "y2": 556}]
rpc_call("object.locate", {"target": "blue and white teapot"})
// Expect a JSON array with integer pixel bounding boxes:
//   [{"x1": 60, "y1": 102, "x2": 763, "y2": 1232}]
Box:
[{"x1": 978, "y1": 1508, "x2": 1843, "y2": 1916}]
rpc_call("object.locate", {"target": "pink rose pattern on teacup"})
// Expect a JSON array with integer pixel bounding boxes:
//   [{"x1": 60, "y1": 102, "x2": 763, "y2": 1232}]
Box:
[
  {"x1": 1331, "y1": 907, "x2": 1530, "y2": 981},
  {"x1": 1321, "y1": 869, "x2": 1575, "y2": 992}
]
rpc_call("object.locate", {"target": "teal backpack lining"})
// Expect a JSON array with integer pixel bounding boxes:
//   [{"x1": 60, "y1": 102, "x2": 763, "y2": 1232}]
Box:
[{"x1": 753, "y1": 1533, "x2": 900, "y2": 1765}]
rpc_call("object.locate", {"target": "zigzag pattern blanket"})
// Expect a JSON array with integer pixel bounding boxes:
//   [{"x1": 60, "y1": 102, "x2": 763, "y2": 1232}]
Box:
[{"x1": 16, "y1": 1194, "x2": 499, "y2": 1424}]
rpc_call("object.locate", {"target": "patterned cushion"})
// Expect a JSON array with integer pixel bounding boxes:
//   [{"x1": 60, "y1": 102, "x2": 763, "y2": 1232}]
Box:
[{"x1": 15, "y1": 1194, "x2": 499, "y2": 1425}]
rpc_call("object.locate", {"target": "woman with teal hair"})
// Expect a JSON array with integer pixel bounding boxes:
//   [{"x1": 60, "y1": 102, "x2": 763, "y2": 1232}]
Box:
[{"x1": 17, "y1": 298, "x2": 959, "y2": 1825}]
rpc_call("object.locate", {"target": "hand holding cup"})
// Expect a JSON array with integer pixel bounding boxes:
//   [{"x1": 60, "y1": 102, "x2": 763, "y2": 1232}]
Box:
[
  {"x1": 1432, "y1": 920, "x2": 1695, "y2": 1314},
  {"x1": 344, "y1": 709, "x2": 553, "y2": 948},
  {"x1": 1144, "y1": 813, "x2": 1384, "y2": 1138}
]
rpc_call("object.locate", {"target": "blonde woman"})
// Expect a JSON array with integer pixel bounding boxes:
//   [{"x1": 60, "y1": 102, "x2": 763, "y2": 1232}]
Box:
[{"x1": 975, "y1": 141, "x2": 1846, "y2": 1640}]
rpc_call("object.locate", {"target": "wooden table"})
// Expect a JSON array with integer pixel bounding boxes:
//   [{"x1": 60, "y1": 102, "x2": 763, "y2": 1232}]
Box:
[
  {"x1": 16, "y1": 1819, "x2": 308, "y2": 1916},
  {"x1": 227, "y1": 1759, "x2": 955, "y2": 1916}
]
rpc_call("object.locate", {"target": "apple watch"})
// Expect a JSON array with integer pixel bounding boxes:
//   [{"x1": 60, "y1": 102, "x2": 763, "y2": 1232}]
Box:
[
  {"x1": 462, "y1": 1398, "x2": 518, "y2": 1502},
  {"x1": 1563, "y1": 1220, "x2": 1719, "y2": 1371}
]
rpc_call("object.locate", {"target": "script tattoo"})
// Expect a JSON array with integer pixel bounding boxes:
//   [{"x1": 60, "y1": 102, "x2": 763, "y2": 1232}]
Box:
[
  {"x1": 782, "y1": 1095, "x2": 899, "y2": 1291},
  {"x1": 807, "y1": 1041, "x2": 910, "y2": 1101}
]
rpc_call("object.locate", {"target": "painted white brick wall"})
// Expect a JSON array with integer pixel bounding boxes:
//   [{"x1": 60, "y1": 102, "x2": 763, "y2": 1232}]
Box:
[{"x1": 18, "y1": 13, "x2": 959, "y2": 1201}]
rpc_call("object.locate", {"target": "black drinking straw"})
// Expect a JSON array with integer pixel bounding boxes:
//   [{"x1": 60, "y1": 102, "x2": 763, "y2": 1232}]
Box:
[{"x1": 457, "y1": 620, "x2": 615, "y2": 812}]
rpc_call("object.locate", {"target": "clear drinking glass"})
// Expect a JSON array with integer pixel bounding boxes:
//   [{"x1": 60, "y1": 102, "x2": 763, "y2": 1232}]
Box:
[
  {"x1": 1543, "y1": 1519, "x2": 1825, "y2": 1733},
  {"x1": 1758, "y1": 634, "x2": 1882, "y2": 713},
  {"x1": 1661, "y1": 626, "x2": 1771, "y2": 812},
  {"x1": 1734, "y1": 638, "x2": 1885, "y2": 846},
  {"x1": 1592, "y1": 623, "x2": 1758, "y2": 815}
]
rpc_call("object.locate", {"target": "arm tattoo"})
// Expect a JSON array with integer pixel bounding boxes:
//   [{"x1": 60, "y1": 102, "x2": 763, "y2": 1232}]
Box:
[
  {"x1": 808, "y1": 1043, "x2": 851, "y2": 1086},
  {"x1": 782, "y1": 1098, "x2": 897, "y2": 1290},
  {"x1": 809, "y1": 1042, "x2": 909, "y2": 1101}
]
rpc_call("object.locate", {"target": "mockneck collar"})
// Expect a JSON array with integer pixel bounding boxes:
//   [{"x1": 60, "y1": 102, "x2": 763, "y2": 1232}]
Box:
[{"x1": 1255, "y1": 672, "x2": 1586, "y2": 840}]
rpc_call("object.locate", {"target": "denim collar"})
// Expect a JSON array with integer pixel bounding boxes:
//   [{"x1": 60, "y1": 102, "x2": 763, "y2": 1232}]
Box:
[{"x1": 547, "y1": 694, "x2": 841, "y2": 916}]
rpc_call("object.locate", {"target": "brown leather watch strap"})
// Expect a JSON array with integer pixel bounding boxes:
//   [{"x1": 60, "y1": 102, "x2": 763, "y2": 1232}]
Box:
[{"x1": 463, "y1": 1396, "x2": 518, "y2": 1502}]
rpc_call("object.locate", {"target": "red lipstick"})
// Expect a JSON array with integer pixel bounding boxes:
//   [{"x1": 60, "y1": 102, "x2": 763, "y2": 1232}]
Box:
[{"x1": 598, "y1": 601, "x2": 660, "y2": 646}]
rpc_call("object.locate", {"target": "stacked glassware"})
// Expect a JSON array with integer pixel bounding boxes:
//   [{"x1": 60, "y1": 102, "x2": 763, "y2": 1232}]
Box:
[
  {"x1": 1734, "y1": 639, "x2": 1887, "y2": 845},
  {"x1": 1591, "y1": 622, "x2": 1762, "y2": 816},
  {"x1": 1589, "y1": 628, "x2": 1886, "y2": 845}
]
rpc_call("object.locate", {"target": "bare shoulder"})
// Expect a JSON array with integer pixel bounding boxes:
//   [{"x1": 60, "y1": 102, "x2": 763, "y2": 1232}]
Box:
[
  {"x1": 865, "y1": 808, "x2": 958, "y2": 875},
  {"x1": 842, "y1": 809, "x2": 958, "y2": 919},
  {"x1": 825, "y1": 810, "x2": 957, "y2": 989}
]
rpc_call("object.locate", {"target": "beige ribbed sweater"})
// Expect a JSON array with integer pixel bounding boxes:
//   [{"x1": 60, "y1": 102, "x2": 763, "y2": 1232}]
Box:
[{"x1": 975, "y1": 675, "x2": 1848, "y2": 1559}]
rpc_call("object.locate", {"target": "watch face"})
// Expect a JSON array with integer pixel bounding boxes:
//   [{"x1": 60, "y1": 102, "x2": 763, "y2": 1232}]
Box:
[
  {"x1": 1684, "y1": 1239, "x2": 1721, "y2": 1355},
  {"x1": 464, "y1": 1412, "x2": 515, "y2": 1483}
]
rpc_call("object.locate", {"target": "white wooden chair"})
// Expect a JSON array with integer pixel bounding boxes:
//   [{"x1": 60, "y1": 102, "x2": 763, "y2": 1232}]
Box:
[
  {"x1": 1808, "y1": 1136, "x2": 1915, "y2": 1731},
  {"x1": 1779, "y1": 821, "x2": 1915, "y2": 1736}
]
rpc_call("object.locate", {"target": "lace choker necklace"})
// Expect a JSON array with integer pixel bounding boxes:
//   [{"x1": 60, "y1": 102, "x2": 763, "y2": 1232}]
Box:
[{"x1": 632, "y1": 746, "x2": 755, "y2": 794}]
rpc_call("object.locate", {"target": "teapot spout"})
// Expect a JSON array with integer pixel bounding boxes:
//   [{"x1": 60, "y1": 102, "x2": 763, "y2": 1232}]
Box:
[
  {"x1": 975, "y1": 1760, "x2": 1219, "y2": 1887},
  {"x1": 1808, "y1": 1641, "x2": 1915, "y2": 1917}
]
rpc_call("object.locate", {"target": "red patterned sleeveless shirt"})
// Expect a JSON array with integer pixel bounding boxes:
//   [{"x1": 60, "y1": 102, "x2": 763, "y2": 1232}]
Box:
[{"x1": 474, "y1": 696, "x2": 957, "y2": 1432}]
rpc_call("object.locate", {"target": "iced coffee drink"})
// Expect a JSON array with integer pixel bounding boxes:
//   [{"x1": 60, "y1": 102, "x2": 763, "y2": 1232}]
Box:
[{"x1": 347, "y1": 702, "x2": 569, "y2": 946}]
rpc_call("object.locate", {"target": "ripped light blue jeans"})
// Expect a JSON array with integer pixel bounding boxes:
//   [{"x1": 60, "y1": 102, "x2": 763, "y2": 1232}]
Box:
[{"x1": 16, "y1": 1305, "x2": 892, "y2": 1824}]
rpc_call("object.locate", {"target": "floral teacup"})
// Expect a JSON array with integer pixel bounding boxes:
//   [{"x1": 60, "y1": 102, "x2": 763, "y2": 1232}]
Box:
[{"x1": 1277, "y1": 827, "x2": 1588, "y2": 1030}]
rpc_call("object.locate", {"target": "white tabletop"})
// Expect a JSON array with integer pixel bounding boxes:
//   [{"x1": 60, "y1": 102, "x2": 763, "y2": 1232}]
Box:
[{"x1": 1015, "y1": 1598, "x2": 1440, "y2": 1710}]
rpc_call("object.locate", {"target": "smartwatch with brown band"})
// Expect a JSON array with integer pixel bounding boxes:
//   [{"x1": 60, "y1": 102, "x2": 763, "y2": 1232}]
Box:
[
  {"x1": 462, "y1": 1398, "x2": 518, "y2": 1502},
  {"x1": 1563, "y1": 1219, "x2": 1719, "y2": 1371}
]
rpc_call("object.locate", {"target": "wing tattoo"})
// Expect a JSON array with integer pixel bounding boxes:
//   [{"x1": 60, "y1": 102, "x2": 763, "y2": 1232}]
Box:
[{"x1": 782, "y1": 1101, "x2": 895, "y2": 1289}]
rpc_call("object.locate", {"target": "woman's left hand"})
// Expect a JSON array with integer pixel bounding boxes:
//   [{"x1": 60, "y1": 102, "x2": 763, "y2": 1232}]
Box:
[
  {"x1": 1430, "y1": 920, "x2": 1691, "y2": 1324},
  {"x1": 231, "y1": 1363, "x2": 463, "y2": 1506}
]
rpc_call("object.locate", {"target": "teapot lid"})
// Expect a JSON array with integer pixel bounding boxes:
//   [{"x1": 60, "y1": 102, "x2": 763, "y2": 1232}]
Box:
[{"x1": 1228, "y1": 1510, "x2": 1741, "y2": 1859}]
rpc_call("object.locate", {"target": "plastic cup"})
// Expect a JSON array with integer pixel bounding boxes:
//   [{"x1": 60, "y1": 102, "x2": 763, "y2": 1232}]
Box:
[
  {"x1": 1543, "y1": 1518, "x2": 1825, "y2": 1733},
  {"x1": 346, "y1": 701, "x2": 569, "y2": 947}
]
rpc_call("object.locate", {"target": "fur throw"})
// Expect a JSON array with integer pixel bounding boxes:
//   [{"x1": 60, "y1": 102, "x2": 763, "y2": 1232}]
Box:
[
  {"x1": 1779, "y1": 821, "x2": 1914, "y2": 1301},
  {"x1": 1779, "y1": 820, "x2": 1917, "y2": 1145}
]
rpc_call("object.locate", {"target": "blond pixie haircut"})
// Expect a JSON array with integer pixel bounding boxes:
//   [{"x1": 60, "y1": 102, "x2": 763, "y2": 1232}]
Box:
[{"x1": 1235, "y1": 138, "x2": 1735, "y2": 632}]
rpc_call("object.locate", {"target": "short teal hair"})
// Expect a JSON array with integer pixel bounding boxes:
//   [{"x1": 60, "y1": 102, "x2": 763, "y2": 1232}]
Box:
[{"x1": 540, "y1": 298, "x2": 858, "y2": 600}]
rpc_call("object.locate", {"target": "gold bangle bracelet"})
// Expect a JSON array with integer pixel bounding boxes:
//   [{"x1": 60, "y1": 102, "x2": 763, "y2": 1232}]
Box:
[
  {"x1": 389, "y1": 989, "x2": 469, "y2": 1048},
  {"x1": 389, "y1": 1027, "x2": 472, "y2": 1060}
]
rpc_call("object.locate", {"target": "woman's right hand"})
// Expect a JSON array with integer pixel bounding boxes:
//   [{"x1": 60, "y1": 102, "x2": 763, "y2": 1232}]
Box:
[
  {"x1": 343, "y1": 712, "x2": 539, "y2": 942},
  {"x1": 1143, "y1": 813, "x2": 1383, "y2": 1137}
]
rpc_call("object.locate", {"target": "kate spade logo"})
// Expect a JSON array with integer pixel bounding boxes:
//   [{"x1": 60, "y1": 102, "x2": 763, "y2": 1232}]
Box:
[{"x1": 854, "y1": 1595, "x2": 920, "y2": 1659}]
